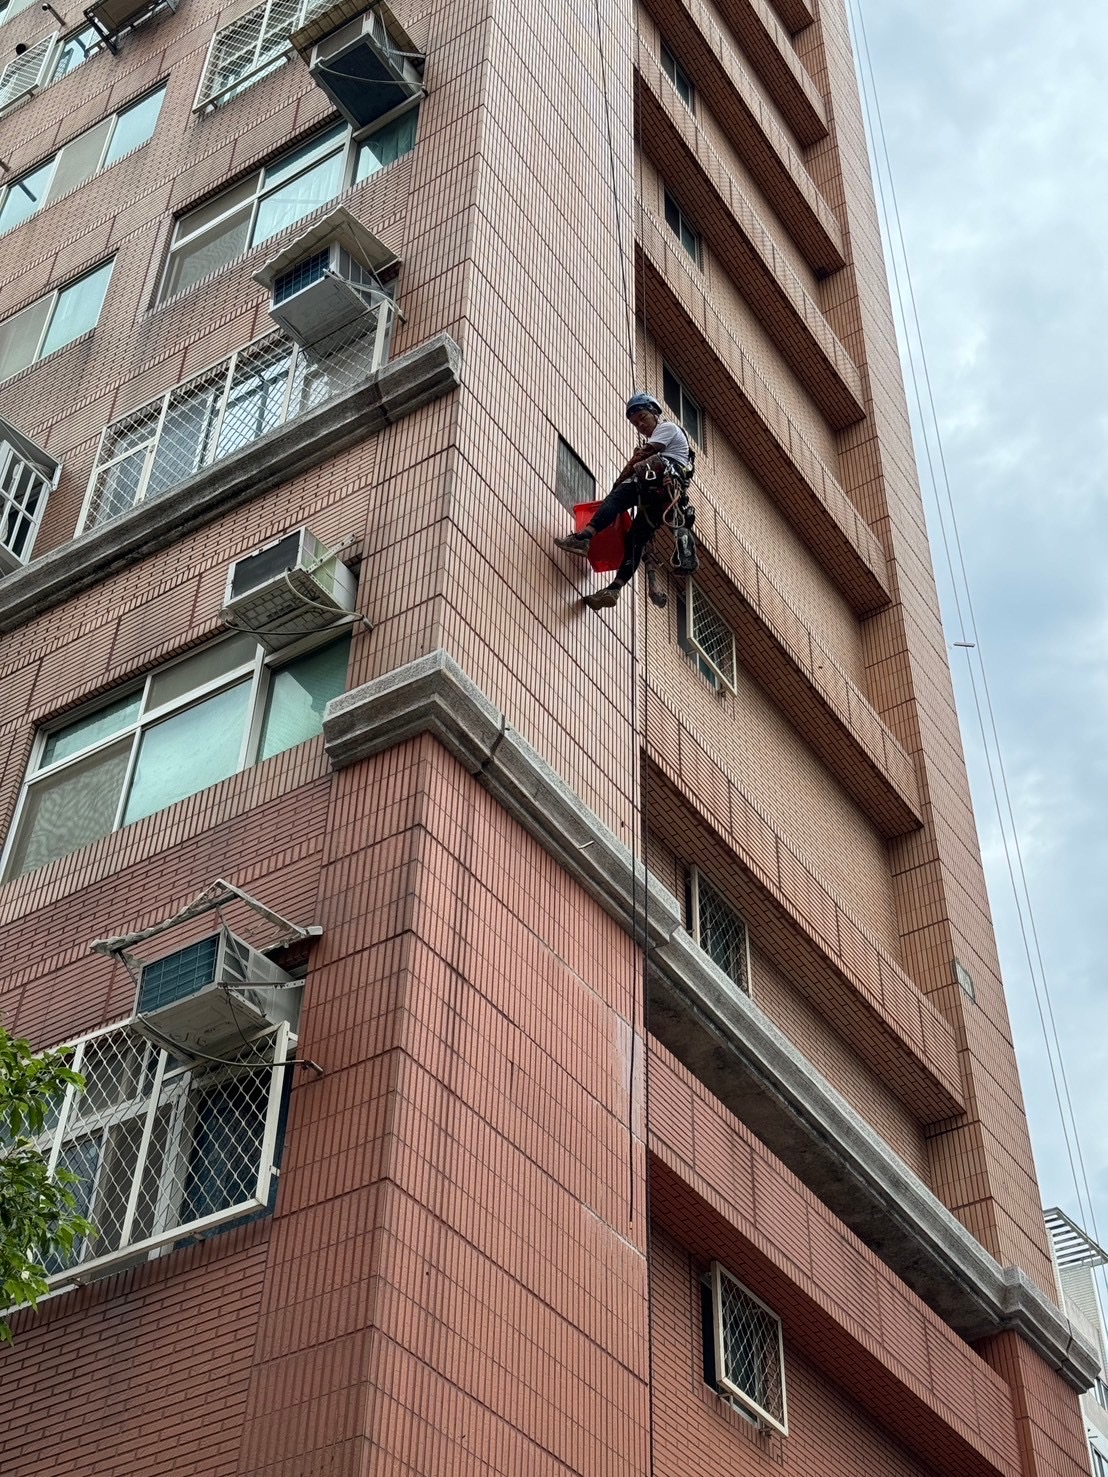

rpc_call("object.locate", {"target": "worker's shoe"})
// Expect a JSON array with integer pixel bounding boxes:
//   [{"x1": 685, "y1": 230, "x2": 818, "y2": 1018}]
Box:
[
  {"x1": 555, "y1": 530, "x2": 592, "y2": 555},
  {"x1": 583, "y1": 585, "x2": 622, "y2": 609}
]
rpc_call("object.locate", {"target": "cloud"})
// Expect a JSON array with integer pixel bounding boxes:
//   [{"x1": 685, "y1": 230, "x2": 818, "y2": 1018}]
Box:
[{"x1": 862, "y1": 0, "x2": 1108, "y2": 1239}]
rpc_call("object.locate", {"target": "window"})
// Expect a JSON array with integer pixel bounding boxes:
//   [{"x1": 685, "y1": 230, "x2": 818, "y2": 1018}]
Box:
[
  {"x1": 660, "y1": 42, "x2": 695, "y2": 111},
  {"x1": 0, "y1": 433, "x2": 53, "y2": 573},
  {"x1": 33, "y1": 1018, "x2": 292, "y2": 1286},
  {"x1": 0, "y1": 86, "x2": 165, "y2": 236},
  {"x1": 49, "y1": 25, "x2": 102, "y2": 81},
  {"x1": 554, "y1": 437, "x2": 595, "y2": 512},
  {"x1": 1095, "y1": 1378, "x2": 1108, "y2": 1412},
  {"x1": 0, "y1": 0, "x2": 37, "y2": 27},
  {"x1": 686, "y1": 868, "x2": 750, "y2": 992},
  {"x1": 160, "y1": 111, "x2": 417, "y2": 302},
  {"x1": 196, "y1": 0, "x2": 331, "y2": 110},
  {"x1": 663, "y1": 365, "x2": 703, "y2": 446},
  {"x1": 1092, "y1": 1448, "x2": 1108, "y2": 1477},
  {"x1": 664, "y1": 190, "x2": 701, "y2": 266},
  {"x1": 677, "y1": 581, "x2": 736, "y2": 691},
  {"x1": 82, "y1": 319, "x2": 391, "y2": 531},
  {"x1": 708, "y1": 1263, "x2": 787, "y2": 1432},
  {"x1": 0, "y1": 260, "x2": 113, "y2": 383},
  {"x1": 3, "y1": 630, "x2": 351, "y2": 878}
]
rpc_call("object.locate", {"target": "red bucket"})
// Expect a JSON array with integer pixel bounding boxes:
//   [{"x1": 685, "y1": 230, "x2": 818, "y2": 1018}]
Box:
[{"x1": 575, "y1": 501, "x2": 631, "y2": 574}]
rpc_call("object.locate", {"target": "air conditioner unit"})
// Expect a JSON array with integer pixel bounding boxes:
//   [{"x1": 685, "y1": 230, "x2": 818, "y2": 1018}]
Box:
[
  {"x1": 219, "y1": 526, "x2": 357, "y2": 653},
  {"x1": 0, "y1": 416, "x2": 60, "y2": 577},
  {"x1": 253, "y1": 205, "x2": 398, "y2": 349},
  {"x1": 296, "y1": 3, "x2": 423, "y2": 132},
  {"x1": 131, "y1": 928, "x2": 295, "y2": 1058},
  {"x1": 85, "y1": 0, "x2": 176, "y2": 44}
]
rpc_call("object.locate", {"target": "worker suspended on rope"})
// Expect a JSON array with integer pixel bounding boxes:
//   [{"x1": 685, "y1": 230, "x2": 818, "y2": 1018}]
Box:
[{"x1": 555, "y1": 393, "x2": 697, "y2": 610}]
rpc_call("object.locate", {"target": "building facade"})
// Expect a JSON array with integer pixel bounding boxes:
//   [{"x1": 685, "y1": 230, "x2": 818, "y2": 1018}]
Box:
[{"x1": 0, "y1": 0, "x2": 1097, "y2": 1473}]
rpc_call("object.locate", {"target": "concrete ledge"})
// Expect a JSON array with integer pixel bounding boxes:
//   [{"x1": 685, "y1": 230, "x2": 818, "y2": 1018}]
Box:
[
  {"x1": 0, "y1": 334, "x2": 463, "y2": 635},
  {"x1": 714, "y1": 0, "x2": 828, "y2": 146},
  {"x1": 321, "y1": 649, "x2": 1098, "y2": 1392}
]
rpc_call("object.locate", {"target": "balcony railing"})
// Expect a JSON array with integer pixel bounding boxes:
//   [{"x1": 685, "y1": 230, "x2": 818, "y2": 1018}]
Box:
[{"x1": 79, "y1": 309, "x2": 391, "y2": 534}]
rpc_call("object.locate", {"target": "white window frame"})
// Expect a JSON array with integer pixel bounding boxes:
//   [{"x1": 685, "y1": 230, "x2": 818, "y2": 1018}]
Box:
[
  {"x1": 0, "y1": 434, "x2": 55, "y2": 572},
  {"x1": 0, "y1": 259, "x2": 115, "y2": 386},
  {"x1": 193, "y1": 0, "x2": 330, "y2": 111},
  {"x1": 688, "y1": 867, "x2": 751, "y2": 994},
  {"x1": 0, "y1": 30, "x2": 58, "y2": 115},
  {"x1": 710, "y1": 1262, "x2": 788, "y2": 1434},
  {"x1": 662, "y1": 363, "x2": 703, "y2": 448},
  {"x1": 1, "y1": 628, "x2": 351, "y2": 880},
  {"x1": 681, "y1": 579, "x2": 736, "y2": 692},
  {"x1": 33, "y1": 1016, "x2": 291, "y2": 1288},
  {"x1": 0, "y1": 84, "x2": 165, "y2": 238},
  {"x1": 660, "y1": 41, "x2": 695, "y2": 112},
  {"x1": 663, "y1": 188, "x2": 701, "y2": 266},
  {"x1": 158, "y1": 110, "x2": 415, "y2": 305}
]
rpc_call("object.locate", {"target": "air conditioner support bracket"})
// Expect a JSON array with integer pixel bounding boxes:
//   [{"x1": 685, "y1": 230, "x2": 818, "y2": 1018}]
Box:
[{"x1": 89, "y1": 879, "x2": 322, "y2": 976}]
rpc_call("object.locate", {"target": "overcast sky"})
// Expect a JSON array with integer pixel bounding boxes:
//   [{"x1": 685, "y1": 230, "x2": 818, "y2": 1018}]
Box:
[{"x1": 856, "y1": 0, "x2": 1108, "y2": 1254}]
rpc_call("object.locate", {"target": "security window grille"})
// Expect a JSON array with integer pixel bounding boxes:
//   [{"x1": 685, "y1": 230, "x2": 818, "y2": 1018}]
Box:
[
  {"x1": 160, "y1": 111, "x2": 417, "y2": 302},
  {"x1": 678, "y1": 580, "x2": 736, "y2": 691},
  {"x1": 711, "y1": 1262, "x2": 787, "y2": 1432},
  {"x1": 0, "y1": 260, "x2": 113, "y2": 384},
  {"x1": 662, "y1": 365, "x2": 703, "y2": 447},
  {"x1": 3, "y1": 631, "x2": 351, "y2": 878},
  {"x1": 0, "y1": 31, "x2": 57, "y2": 114},
  {"x1": 196, "y1": 0, "x2": 332, "y2": 109},
  {"x1": 664, "y1": 190, "x2": 701, "y2": 266},
  {"x1": 35, "y1": 1019, "x2": 292, "y2": 1285},
  {"x1": 687, "y1": 868, "x2": 750, "y2": 993},
  {"x1": 555, "y1": 437, "x2": 596, "y2": 512},
  {"x1": 660, "y1": 41, "x2": 694, "y2": 111},
  {"x1": 0, "y1": 441, "x2": 52, "y2": 572},
  {"x1": 0, "y1": 86, "x2": 165, "y2": 237},
  {"x1": 81, "y1": 318, "x2": 392, "y2": 532}
]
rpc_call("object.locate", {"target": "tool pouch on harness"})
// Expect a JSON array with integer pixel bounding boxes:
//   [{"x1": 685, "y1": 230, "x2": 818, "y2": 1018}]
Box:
[{"x1": 666, "y1": 453, "x2": 700, "y2": 573}]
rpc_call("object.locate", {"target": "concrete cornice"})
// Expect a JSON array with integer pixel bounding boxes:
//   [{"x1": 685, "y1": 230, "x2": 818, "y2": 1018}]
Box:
[
  {"x1": 322, "y1": 649, "x2": 1098, "y2": 1393},
  {"x1": 0, "y1": 334, "x2": 463, "y2": 635}
]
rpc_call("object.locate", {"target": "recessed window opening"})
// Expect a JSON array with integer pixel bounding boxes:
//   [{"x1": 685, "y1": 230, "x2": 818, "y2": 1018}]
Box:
[
  {"x1": 554, "y1": 437, "x2": 596, "y2": 512},
  {"x1": 664, "y1": 189, "x2": 701, "y2": 265},
  {"x1": 0, "y1": 86, "x2": 166, "y2": 237},
  {"x1": 705, "y1": 1263, "x2": 787, "y2": 1433},
  {"x1": 2, "y1": 629, "x2": 352, "y2": 879},
  {"x1": 662, "y1": 364, "x2": 703, "y2": 447},
  {"x1": 686, "y1": 867, "x2": 750, "y2": 993},
  {"x1": 0, "y1": 260, "x2": 114, "y2": 384},
  {"x1": 677, "y1": 581, "x2": 736, "y2": 692},
  {"x1": 159, "y1": 110, "x2": 417, "y2": 304},
  {"x1": 660, "y1": 41, "x2": 695, "y2": 112}
]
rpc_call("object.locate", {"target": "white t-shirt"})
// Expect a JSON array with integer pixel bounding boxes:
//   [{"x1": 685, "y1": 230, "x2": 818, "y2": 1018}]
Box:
[{"x1": 645, "y1": 417, "x2": 691, "y2": 467}]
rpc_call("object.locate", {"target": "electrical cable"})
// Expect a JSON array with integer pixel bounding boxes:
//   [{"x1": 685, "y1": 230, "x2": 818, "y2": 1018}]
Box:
[{"x1": 848, "y1": 0, "x2": 1106, "y2": 1305}]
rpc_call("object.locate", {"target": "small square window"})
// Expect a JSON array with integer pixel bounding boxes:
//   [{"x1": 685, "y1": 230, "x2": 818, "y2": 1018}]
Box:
[
  {"x1": 664, "y1": 190, "x2": 701, "y2": 266},
  {"x1": 660, "y1": 42, "x2": 695, "y2": 112},
  {"x1": 662, "y1": 365, "x2": 703, "y2": 447},
  {"x1": 555, "y1": 437, "x2": 596, "y2": 512},
  {"x1": 686, "y1": 868, "x2": 750, "y2": 993},
  {"x1": 709, "y1": 1262, "x2": 787, "y2": 1433},
  {"x1": 677, "y1": 581, "x2": 735, "y2": 692}
]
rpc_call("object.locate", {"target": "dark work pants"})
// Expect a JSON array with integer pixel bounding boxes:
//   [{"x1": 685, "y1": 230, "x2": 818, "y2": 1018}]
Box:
[{"x1": 589, "y1": 458, "x2": 671, "y2": 587}]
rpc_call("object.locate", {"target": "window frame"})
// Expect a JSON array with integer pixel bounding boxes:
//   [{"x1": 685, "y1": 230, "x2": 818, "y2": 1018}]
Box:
[
  {"x1": 662, "y1": 364, "x2": 703, "y2": 448},
  {"x1": 687, "y1": 866, "x2": 751, "y2": 994},
  {"x1": 1, "y1": 627, "x2": 351, "y2": 880},
  {"x1": 0, "y1": 259, "x2": 114, "y2": 385},
  {"x1": 663, "y1": 189, "x2": 702, "y2": 267},
  {"x1": 660, "y1": 41, "x2": 695, "y2": 112},
  {"x1": 194, "y1": 0, "x2": 329, "y2": 111},
  {"x1": 158, "y1": 109, "x2": 417, "y2": 306},
  {"x1": 0, "y1": 84, "x2": 166, "y2": 238},
  {"x1": 710, "y1": 1261, "x2": 788, "y2": 1434},
  {"x1": 678, "y1": 579, "x2": 736, "y2": 692},
  {"x1": 33, "y1": 1015, "x2": 293, "y2": 1288}
]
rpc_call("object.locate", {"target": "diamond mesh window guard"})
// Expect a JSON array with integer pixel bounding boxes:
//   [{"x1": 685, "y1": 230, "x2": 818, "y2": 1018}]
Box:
[
  {"x1": 195, "y1": 0, "x2": 333, "y2": 110},
  {"x1": 711, "y1": 1262, "x2": 787, "y2": 1433},
  {"x1": 688, "y1": 868, "x2": 750, "y2": 993},
  {"x1": 686, "y1": 580, "x2": 736, "y2": 690},
  {"x1": 80, "y1": 312, "x2": 390, "y2": 532},
  {"x1": 37, "y1": 1018, "x2": 291, "y2": 1285}
]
